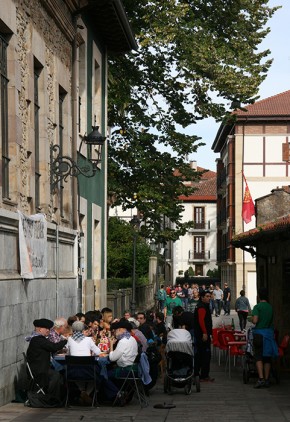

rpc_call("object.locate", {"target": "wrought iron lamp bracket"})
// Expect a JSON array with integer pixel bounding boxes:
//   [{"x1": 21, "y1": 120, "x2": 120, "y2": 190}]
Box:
[{"x1": 50, "y1": 144, "x2": 96, "y2": 191}]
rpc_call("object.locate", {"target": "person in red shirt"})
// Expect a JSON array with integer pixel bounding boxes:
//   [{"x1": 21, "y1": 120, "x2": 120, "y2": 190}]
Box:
[{"x1": 193, "y1": 290, "x2": 214, "y2": 382}]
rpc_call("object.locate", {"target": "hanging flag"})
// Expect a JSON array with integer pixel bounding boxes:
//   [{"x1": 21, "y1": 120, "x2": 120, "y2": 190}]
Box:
[{"x1": 242, "y1": 172, "x2": 255, "y2": 224}]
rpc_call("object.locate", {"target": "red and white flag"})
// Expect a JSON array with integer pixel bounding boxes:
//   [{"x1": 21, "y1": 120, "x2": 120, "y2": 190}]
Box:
[{"x1": 242, "y1": 172, "x2": 255, "y2": 224}]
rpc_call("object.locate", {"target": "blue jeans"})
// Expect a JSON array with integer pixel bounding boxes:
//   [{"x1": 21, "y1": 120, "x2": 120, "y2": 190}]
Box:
[
  {"x1": 214, "y1": 299, "x2": 222, "y2": 316},
  {"x1": 223, "y1": 300, "x2": 231, "y2": 315}
]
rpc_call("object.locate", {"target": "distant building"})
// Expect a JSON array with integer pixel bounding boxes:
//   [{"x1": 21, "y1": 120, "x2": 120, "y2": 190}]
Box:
[
  {"x1": 232, "y1": 186, "x2": 290, "y2": 335},
  {"x1": 212, "y1": 90, "x2": 290, "y2": 306},
  {"x1": 173, "y1": 161, "x2": 217, "y2": 281}
]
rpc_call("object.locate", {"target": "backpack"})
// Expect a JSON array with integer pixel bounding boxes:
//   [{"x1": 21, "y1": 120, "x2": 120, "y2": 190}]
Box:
[
  {"x1": 26, "y1": 391, "x2": 62, "y2": 408},
  {"x1": 158, "y1": 289, "x2": 166, "y2": 301}
]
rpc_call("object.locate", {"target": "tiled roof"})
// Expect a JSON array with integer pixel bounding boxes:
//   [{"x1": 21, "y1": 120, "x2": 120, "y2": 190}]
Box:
[
  {"x1": 236, "y1": 90, "x2": 290, "y2": 117},
  {"x1": 231, "y1": 215, "x2": 290, "y2": 246},
  {"x1": 179, "y1": 166, "x2": 217, "y2": 201}
]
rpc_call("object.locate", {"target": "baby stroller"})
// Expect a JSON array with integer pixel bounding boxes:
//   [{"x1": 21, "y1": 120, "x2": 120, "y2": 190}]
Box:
[
  {"x1": 242, "y1": 327, "x2": 279, "y2": 384},
  {"x1": 163, "y1": 329, "x2": 200, "y2": 395}
]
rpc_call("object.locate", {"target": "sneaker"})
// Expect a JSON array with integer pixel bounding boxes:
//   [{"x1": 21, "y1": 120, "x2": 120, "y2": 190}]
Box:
[
  {"x1": 264, "y1": 380, "x2": 270, "y2": 388},
  {"x1": 253, "y1": 379, "x2": 265, "y2": 389},
  {"x1": 200, "y1": 377, "x2": 215, "y2": 382}
]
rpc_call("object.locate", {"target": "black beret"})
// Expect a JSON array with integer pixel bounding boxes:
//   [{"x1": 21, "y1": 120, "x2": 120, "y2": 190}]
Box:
[
  {"x1": 111, "y1": 320, "x2": 132, "y2": 331},
  {"x1": 33, "y1": 318, "x2": 54, "y2": 329}
]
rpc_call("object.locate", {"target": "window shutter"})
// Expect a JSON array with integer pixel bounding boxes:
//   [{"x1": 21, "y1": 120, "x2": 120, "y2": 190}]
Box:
[{"x1": 282, "y1": 143, "x2": 289, "y2": 161}]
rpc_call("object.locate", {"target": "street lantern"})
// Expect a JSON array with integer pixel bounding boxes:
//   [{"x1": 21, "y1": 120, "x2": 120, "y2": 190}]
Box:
[
  {"x1": 130, "y1": 215, "x2": 141, "y2": 315},
  {"x1": 50, "y1": 125, "x2": 106, "y2": 191}
]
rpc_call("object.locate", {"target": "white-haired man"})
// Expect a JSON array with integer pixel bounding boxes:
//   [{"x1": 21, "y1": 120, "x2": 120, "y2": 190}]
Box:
[{"x1": 48, "y1": 317, "x2": 68, "y2": 343}]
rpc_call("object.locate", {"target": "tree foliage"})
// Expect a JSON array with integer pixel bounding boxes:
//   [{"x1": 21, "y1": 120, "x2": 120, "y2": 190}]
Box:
[
  {"x1": 108, "y1": 0, "x2": 278, "y2": 242},
  {"x1": 107, "y1": 217, "x2": 152, "y2": 279}
]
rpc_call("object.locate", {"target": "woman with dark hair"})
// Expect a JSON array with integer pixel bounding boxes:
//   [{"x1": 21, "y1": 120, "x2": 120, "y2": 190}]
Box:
[{"x1": 235, "y1": 290, "x2": 251, "y2": 331}]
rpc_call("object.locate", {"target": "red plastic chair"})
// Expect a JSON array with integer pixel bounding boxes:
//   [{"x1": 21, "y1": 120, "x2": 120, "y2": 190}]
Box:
[
  {"x1": 278, "y1": 334, "x2": 290, "y2": 355},
  {"x1": 211, "y1": 328, "x2": 220, "y2": 360},
  {"x1": 220, "y1": 331, "x2": 246, "y2": 377},
  {"x1": 278, "y1": 334, "x2": 290, "y2": 367},
  {"x1": 217, "y1": 330, "x2": 229, "y2": 366}
]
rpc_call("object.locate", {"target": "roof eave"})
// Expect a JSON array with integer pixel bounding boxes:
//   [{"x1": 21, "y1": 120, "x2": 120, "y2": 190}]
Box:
[{"x1": 87, "y1": 0, "x2": 138, "y2": 53}]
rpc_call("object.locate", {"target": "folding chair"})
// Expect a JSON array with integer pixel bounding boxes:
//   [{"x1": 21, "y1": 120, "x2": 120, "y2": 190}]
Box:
[
  {"x1": 113, "y1": 364, "x2": 148, "y2": 408},
  {"x1": 22, "y1": 352, "x2": 45, "y2": 395},
  {"x1": 64, "y1": 355, "x2": 97, "y2": 407}
]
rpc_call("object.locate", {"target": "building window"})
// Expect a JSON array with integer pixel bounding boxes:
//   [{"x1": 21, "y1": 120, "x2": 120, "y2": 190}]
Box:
[
  {"x1": 0, "y1": 34, "x2": 9, "y2": 199},
  {"x1": 194, "y1": 206, "x2": 205, "y2": 229},
  {"x1": 194, "y1": 236, "x2": 205, "y2": 259}
]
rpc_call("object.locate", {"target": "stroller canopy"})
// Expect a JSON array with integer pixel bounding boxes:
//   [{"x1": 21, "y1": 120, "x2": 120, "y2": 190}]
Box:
[{"x1": 166, "y1": 329, "x2": 193, "y2": 356}]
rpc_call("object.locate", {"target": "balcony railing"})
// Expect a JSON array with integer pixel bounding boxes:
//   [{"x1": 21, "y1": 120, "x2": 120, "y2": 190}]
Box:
[
  {"x1": 188, "y1": 221, "x2": 211, "y2": 232},
  {"x1": 188, "y1": 250, "x2": 210, "y2": 261}
]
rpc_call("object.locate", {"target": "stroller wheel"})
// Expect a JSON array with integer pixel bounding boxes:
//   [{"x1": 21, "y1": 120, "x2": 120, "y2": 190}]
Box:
[
  {"x1": 195, "y1": 376, "x2": 200, "y2": 393},
  {"x1": 243, "y1": 369, "x2": 249, "y2": 384},
  {"x1": 184, "y1": 382, "x2": 192, "y2": 395}
]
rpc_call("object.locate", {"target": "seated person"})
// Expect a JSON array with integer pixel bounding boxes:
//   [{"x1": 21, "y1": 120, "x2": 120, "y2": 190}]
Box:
[
  {"x1": 85, "y1": 314, "x2": 101, "y2": 341},
  {"x1": 26, "y1": 318, "x2": 67, "y2": 401},
  {"x1": 109, "y1": 320, "x2": 138, "y2": 367},
  {"x1": 128, "y1": 318, "x2": 148, "y2": 352},
  {"x1": 100, "y1": 320, "x2": 138, "y2": 403},
  {"x1": 48, "y1": 317, "x2": 68, "y2": 344},
  {"x1": 123, "y1": 310, "x2": 131, "y2": 320},
  {"x1": 67, "y1": 321, "x2": 102, "y2": 405},
  {"x1": 154, "y1": 312, "x2": 167, "y2": 345},
  {"x1": 136, "y1": 312, "x2": 154, "y2": 340},
  {"x1": 76, "y1": 312, "x2": 86, "y2": 323},
  {"x1": 67, "y1": 321, "x2": 101, "y2": 356},
  {"x1": 102, "y1": 307, "x2": 113, "y2": 326}
]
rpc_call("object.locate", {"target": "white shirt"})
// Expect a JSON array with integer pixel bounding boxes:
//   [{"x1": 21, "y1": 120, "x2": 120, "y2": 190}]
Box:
[
  {"x1": 213, "y1": 288, "x2": 223, "y2": 300},
  {"x1": 109, "y1": 335, "x2": 138, "y2": 367},
  {"x1": 67, "y1": 336, "x2": 101, "y2": 356}
]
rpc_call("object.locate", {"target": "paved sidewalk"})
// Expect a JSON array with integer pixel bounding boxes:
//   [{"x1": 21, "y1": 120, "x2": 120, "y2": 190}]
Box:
[{"x1": 1, "y1": 312, "x2": 290, "y2": 422}]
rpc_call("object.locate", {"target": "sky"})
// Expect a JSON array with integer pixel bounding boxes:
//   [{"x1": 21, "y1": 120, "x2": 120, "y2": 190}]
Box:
[{"x1": 189, "y1": 0, "x2": 290, "y2": 171}]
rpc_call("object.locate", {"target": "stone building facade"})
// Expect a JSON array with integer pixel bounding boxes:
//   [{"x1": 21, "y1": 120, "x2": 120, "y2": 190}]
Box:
[{"x1": 0, "y1": 0, "x2": 136, "y2": 406}]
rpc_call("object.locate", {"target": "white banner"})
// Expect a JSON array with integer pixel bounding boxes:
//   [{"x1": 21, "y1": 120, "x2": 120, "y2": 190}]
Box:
[{"x1": 18, "y1": 211, "x2": 47, "y2": 279}]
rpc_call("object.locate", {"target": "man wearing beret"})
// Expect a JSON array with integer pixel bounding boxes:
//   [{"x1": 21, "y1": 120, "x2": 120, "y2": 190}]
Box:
[
  {"x1": 26, "y1": 318, "x2": 67, "y2": 400},
  {"x1": 99, "y1": 319, "x2": 138, "y2": 404}
]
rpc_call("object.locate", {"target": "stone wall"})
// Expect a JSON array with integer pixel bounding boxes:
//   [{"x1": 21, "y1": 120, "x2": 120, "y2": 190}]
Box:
[
  {"x1": 107, "y1": 284, "x2": 156, "y2": 317},
  {"x1": 0, "y1": 209, "x2": 77, "y2": 406},
  {"x1": 256, "y1": 188, "x2": 290, "y2": 226}
]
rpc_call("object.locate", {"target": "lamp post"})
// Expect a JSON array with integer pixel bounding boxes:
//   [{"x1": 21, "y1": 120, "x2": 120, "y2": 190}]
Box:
[
  {"x1": 130, "y1": 215, "x2": 140, "y2": 315},
  {"x1": 50, "y1": 125, "x2": 106, "y2": 191},
  {"x1": 150, "y1": 241, "x2": 160, "y2": 309}
]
